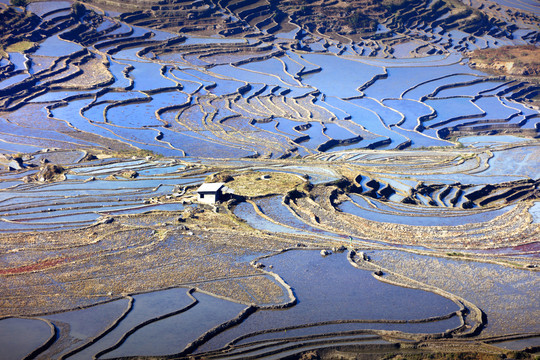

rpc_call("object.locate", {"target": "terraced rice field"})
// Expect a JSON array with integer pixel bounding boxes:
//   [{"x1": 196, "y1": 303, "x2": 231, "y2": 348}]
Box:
[{"x1": 0, "y1": 0, "x2": 538, "y2": 358}]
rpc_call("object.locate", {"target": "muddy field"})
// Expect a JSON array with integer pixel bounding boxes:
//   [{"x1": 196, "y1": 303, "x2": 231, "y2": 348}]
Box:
[{"x1": 0, "y1": 0, "x2": 539, "y2": 358}]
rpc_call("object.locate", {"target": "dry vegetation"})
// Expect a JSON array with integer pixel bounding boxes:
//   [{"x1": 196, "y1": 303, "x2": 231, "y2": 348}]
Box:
[
  {"x1": 5, "y1": 41, "x2": 35, "y2": 53},
  {"x1": 0, "y1": 205, "x2": 310, "y2": 316},
  {"x1": 469, "y1": 45, "x2": 540, "y2": 78},
  {"x1": 214, "y1": 171, "x2": 306, "y2": 198},
  {"x1": 318, "y1": 347, "x2": 535, "y2": 360},
  {"x1": 62, "y1": 55, "x2": 113, "y2": 88}
]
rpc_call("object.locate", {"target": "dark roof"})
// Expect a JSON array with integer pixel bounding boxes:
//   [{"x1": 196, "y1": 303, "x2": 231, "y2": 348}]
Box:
[{"x1": 196, "y1": 182, "x2": 225, "y2": 193}]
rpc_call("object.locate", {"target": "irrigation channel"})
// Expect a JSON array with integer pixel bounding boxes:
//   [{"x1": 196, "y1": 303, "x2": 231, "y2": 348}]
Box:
[{"x1": 0, "y1": 0, "x2": 539, "y2": 358}]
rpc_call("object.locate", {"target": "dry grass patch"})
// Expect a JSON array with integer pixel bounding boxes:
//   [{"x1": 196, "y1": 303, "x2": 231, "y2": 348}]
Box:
[
  {"x1": 5, "y1": 41, "x2": 34, "y2": 53},
  {"x1": 470, "y1": 45, "x2": 540, "y2": 78},
  {"x1": 471, "y1": 45, "x2": 540, "y2": 67},
  {"x1": 62, "y1": 55, "x2": 113, "y2": 88},
  {"x1": 225, "y1": 171, "x2": 305, "y2": 198}
]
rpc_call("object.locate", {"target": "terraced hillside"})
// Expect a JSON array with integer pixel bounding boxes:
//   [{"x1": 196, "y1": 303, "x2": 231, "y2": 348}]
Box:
[
  {"x1": 84, "y1": 0, "x2": 532, "y2": 40},
  {"x1": 0, "y1": 0, "x2": 539, "y2": 359}
]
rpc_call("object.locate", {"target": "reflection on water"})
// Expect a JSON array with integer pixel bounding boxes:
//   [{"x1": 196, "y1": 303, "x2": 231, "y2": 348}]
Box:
[
  {"x1": 199, "y1": 250, "x2": 461, "y2": 352},
  {"x1": 234, "y1": 201, "x2": 308, "y2": 235},
  {"x1": 104, "y1": 292, "x2": 246, "y2": 358},
  {"x1": 371, "y1": 250, "x2": 540, "y2": 337},
  {"x1": 340, "y1": 194, "x2": 515, "y2": 226},
  {"x1": 0, "y1": 318, "x2": 52, "y2": 360},
  {"x1": 0, "y1": 4, "x2": 539, "y2": 359},
  {"x1": 0, "y1": 161, "x2": 204, "y2": 232},
  {"x1": 4, "y1": 32, "x2": 538, "y2": 155},
  {"x1": 33, "y1": 35, "x2": 84, "y2": 57},
  {"x1": 68, "y1": 288, "x2": 195, "y2": 359},
  {"x1": 492, "y1": 336, "x2": 540, "y2": 351},
  {"x1": 530, "y1": 202, "x2": 540, "y2": 223}
]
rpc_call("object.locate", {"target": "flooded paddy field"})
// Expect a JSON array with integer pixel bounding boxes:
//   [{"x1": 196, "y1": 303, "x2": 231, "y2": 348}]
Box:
[{"x1": 0, "y1": 0, "x2": 539, "y2": 358}]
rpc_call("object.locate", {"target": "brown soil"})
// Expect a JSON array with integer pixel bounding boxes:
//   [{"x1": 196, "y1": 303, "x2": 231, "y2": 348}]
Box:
[
  {"x1": 0, "y1": 207, "x2": 313, "y2": 317},
  {"x1": 469, "y1": 45, "x2": 540, "y2": 78},
  {"x1": 62, "y1": 54, "x2": 113, "y2": 88},
  {"x1": 0, "y1": 254, "x2": 87, "y2": 275}
]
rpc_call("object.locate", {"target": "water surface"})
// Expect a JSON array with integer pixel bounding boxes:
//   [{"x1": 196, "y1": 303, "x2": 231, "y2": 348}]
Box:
[{"x1": 199, "y1": 250, "x2": 461, "y2": 352}]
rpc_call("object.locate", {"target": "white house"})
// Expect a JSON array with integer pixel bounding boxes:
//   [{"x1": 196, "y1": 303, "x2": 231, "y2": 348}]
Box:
[{"x1": 196, "y1": 182, "x2": 229, "y2": 204}]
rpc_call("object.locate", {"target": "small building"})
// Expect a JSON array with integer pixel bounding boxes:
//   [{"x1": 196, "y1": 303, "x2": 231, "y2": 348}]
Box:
[{"x1": 196, "y1": 182, "x2": 227, "y2": 204}]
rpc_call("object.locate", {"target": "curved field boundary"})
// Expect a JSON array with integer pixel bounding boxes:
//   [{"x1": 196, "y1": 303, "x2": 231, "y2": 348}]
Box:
[{"x1": 59, "y1": 296, "x2": 135, "y2": 359}]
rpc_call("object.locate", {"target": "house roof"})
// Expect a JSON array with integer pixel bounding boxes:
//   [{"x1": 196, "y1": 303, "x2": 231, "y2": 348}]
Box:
[{"x1": 197, "y1": 182, "x2": 225, "y2": 193}]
